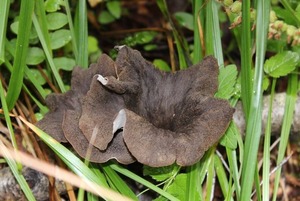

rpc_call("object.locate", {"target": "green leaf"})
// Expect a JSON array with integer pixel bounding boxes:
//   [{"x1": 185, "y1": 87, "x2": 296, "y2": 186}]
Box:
[
  {"x1": 46, "y1": 12, "x2": 68, "y2": 30},
  {"x1": 53, "y1": 57, "x2": 76, "y2": 71},
  {"x1": 88, "y1": 36, "x2": 99, "y2": 54},
  {"x1": 49, "y1": 29, "x2": 72, "y2": 50},
  {"x1": 110, "y1": 163, "x2": 180, "y2": 201},
  {"x1": 220, "y1": 122, "x2": 239, "y2": 149},
  {"x1": 161, "y1": 174, "x2": 199, "y2": 201},
  {"x1": 44, "y1": 0, "x2": 64, "y2": 12},
  {"x1": 6, "y1": 0, "x2": 34, "y2": 111},
  {"x1": 98, "y1": 11, "x2": 116, "y2": 24},
  {"x1": 144, "y1": 44, "x2": 157, "y2": 51},
  {"x1": 264, "y1": 51, "x2": 299, "y2": 78},
  {"x1": 134, "y1": 31, "x2": 156, "y2": 44},
  {"x1": 26, "y1": 47, "x2": 45, "y2": 65},
  {"x1": 262, "y1": 75, "x2": 270, "y2": 91},
  {"x1": 215, "y1": 64, "x2": 238, "y2": 100},
  {"x1": 153, "y1": 59, "x2": 171, "y2": 72},
  {"x1": 174, "y1": 12, "x2": 194, "y2": 30},
  {"x1": 0, "y1": 0, "x2": 10, "y2": 64},
  {"x1": 107, "y1": 1, "x2": 121, "y2": 19},
  {"x1": 143, "y1": 164, "x2": 180, "y2": 182},
  {"x1": 10, "y1": 21, "x2": 38, "y2": 40}
]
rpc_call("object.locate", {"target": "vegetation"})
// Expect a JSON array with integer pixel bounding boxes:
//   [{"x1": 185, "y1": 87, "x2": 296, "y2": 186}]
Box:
[{"x1": 0, "y1": 0, "x2": 300, "y2": 200}]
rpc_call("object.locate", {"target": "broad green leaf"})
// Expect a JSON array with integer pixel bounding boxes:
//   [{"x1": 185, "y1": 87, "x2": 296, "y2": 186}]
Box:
[
  {"x1": 220, "y1": 122, "x2": 239, "y2": 149},
  {"x1": 49, "y1": 29, "x2": 72, "y2": 50},
  {"x1": 46, "y1": 12, "x2": 68, "y2": 30},
  {"x1": 44, "y1": 0, "x2": 64, "y2": 12},
  {"x1": 143, "y1": 164, "x2": 180, "y2": 182},
  {"x1": 153, "y1": 59, "x2": 171, "y2": 72},
  {"x1": 98, "y1": 11, "x2": 115, "y2": 24},
  {"x1": 107, "y1": 1, "x2": 121, "y2": 19},
  {"x1": 26, "y1": 47, "x2": 45, "y2": 65},
  {"x1": 215, "y1": 64, "x2": 238, "y2": 100},
  {"x1": 174, "y1": 12, "x2": 194, "y2": 30},
  {"x1": 264, "y1": 51, "x2": 299, "y2": 78},
  {"x1": 53, "y1": 57, "x2": 75, "y2": 71}
]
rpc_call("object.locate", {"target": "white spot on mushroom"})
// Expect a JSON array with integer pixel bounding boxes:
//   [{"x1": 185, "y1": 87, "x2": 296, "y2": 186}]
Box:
[
  {"x1": 97, "y1": 74, "x2": 108, "y2": 85},
  {"x1": 114, "y1": 45, "x2": 126, "y2": 51},
  {"x1": 113, "y1": 109, "x2": 126, "y2": 134}
]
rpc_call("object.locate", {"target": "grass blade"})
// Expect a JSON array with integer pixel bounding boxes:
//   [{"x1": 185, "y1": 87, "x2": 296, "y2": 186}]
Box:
[
  {"x1": 65, "y1": 0, "x2": 78, "y2": 61},
  {"x1": 215, "y1": 154, "x2": 230, "y2": 199},
  {"x1": 226, "y1": 148, "x2": 240, "y2": 200},
  {"x1": 240, "y1": 0, "x2": 270, "y2": 200},
  {"x1": 32, "y1": 13, "x2": 66, "y2": 93},
  {"x1": 262, "y1": 78, "x2": 276, "y2": 201},
  {"x1": 0, "y1": 0, "x2": 10, "y2": 64},
  {"x1": 20, "y1": 117, "x2": 109, "y2": 188},
  {"x1": 6, "y1": 0, "x2": 34, "y2": 110},
  {"x1": 75, "y1": 0, "x2": 88, "y2": 68},
  {"x1": 205, "y1": 156, "x2": 215, "y2": 201},
  {"x1": 109, "y1": 163, "x2": 180, "y2": 201},
  {"x1": 35, "y1": 0, "x2": 52, "y2": 55},
  {"x1": 205, "y1": 0, "x2": 214, "y2": 56},
  {"x1": 102, "y1": 164, "x2": 138, "y2": 200},
  {"x1": 192, "y1": 0, "x2": 204, "y2": 63},
  {"x1": 0, "y1": 142, "x2": 133, "y2": 201},
  {"x1": 0, "y1": 82, "x2": 20, "y2": 165},
  {"x1": 0, "y1": 82, "x2": 36, "y2": 200},
  {"x1": 240, "y1": 0, "x2": 252, "y2": 119},
  {"x1": 0, "y1": 141, "x2": 36, "y2": 201},
  {"x1": 272, "y1": 73, "x2": 298, "y2": 200}
]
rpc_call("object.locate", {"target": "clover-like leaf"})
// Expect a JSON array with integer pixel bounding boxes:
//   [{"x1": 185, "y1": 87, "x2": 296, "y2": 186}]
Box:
[
  {"x1": 44, "y1": 0, "x2": 64, "y2": 12},
  {"x1": 25, "y1": 47, "x2": 45, "y2": 65},
  {"x1": 50, "y1": 29, "x2": 72, "y2": 50},
  {"x1": 215, "y1": 64, "x2": 238, "y2": 100},
  {"x1": 174, "y1": 12, "x2": 194, "y2": 30},
  {"x1": 53, "y1": 57, "x2": 76, "y2": 71},
  {"x1": 219, "y1": 122, "x2": 239, "y2": 149},
  {"x1": 107, "y1": 1, "x2": 121, "y2": 19},
  {"x1": 46, "y1": 12, "x2": 68, "y2": 30},
  {"x1": 154, "y1": 174, "x2": 200, "y2": 201},
  {"x1": 264, "y1": 51, "x2": 299, "y2": 78}
]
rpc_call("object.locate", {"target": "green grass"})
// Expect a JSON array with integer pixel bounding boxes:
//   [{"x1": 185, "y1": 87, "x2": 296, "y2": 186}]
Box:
[
  {"x1": 5, "y1": 0, "x2": 34, "y2": 110},
  {"x1": 240, "y1": 1, "x2": 270, "y2": 200}
]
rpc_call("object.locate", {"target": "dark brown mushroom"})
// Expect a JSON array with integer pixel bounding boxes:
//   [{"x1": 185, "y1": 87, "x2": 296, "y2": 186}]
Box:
[
  {"x1": 97, "y1": 46, "x2": 235, "y2": 167},
  {"x1": 37, "y1": 46, "x2": 234, "y2": 167}
]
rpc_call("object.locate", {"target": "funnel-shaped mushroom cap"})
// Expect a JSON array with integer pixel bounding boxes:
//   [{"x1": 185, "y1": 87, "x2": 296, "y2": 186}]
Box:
[
  {"x1": 98, "y1": 46, "x2": 235, "y2": 166},
  {"x1": 37, "y1": 46, "x2": 234, "y2": 167}
]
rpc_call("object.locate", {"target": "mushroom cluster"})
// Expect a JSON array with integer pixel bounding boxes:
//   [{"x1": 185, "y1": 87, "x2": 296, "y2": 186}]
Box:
[{"x1": 37, "y1": 46, "x2": 234, "y2": 167}]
